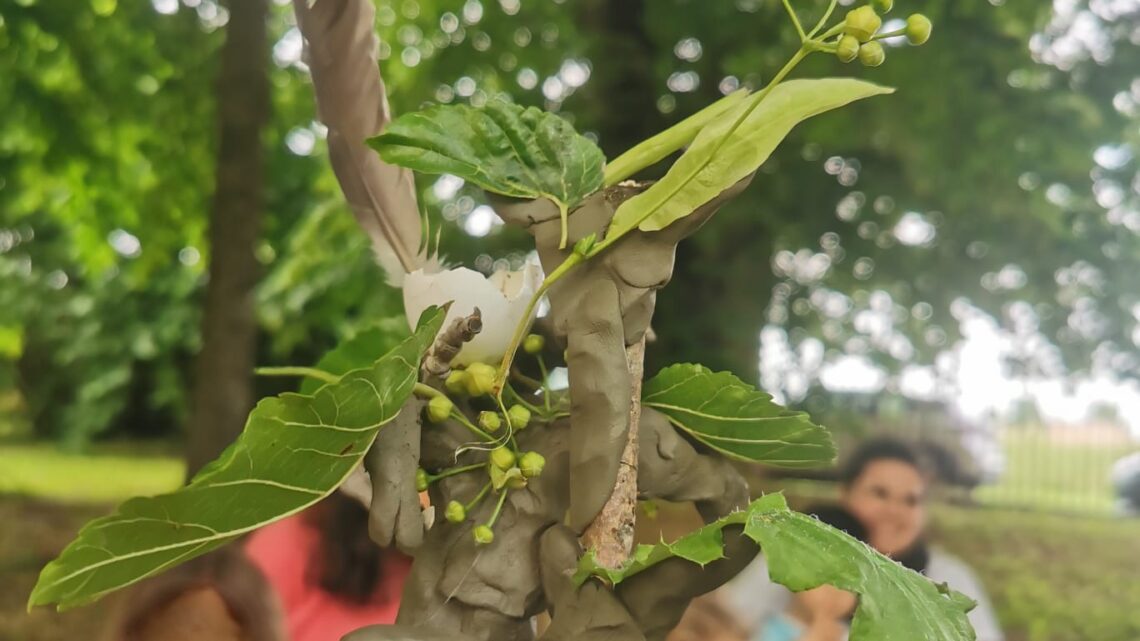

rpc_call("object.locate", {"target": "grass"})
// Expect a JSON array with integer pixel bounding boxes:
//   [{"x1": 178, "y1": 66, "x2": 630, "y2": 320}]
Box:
[
  {"x1": 973, "y1": 428, "x2": 1134, "y2": 514},
  {"x1": 0, "y1": 442, "x2": 184, "y2": 503},
  {"x1": 933, "y1": 506, "x2": 1140, "y2": 641}
]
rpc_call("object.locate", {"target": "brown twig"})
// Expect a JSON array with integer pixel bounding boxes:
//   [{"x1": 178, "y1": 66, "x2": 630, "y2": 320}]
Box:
[
  {"x1": 421, "y1": 308, "x2": 482, "y2": 379},
  {"x1": 579, "y1": 336, "x2": 646, "y2": 569}
]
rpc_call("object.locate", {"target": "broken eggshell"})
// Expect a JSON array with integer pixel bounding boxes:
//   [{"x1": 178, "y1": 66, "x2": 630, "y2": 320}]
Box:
[{"x1": 403, "y1": 260, "x2": 544, "y2": 365}]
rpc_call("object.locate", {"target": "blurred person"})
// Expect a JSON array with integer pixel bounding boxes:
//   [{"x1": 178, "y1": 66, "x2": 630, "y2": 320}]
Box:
[
  {"x1": 102, "y1": 487, "x2": 413, "y2": 641},
  {"x1": 712, "y1": 438, "x2": 1004, "y2": 641}
]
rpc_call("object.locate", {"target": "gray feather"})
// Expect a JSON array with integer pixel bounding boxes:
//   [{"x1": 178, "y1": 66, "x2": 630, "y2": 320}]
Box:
[{"x1": 293, "y1": 0, "x2": 424, "y2": 285}]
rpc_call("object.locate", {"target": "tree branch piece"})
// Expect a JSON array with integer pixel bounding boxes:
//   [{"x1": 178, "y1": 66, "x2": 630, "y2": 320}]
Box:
[{"x1": 422, "y1": 308, "x2": 483, "y2": 378}]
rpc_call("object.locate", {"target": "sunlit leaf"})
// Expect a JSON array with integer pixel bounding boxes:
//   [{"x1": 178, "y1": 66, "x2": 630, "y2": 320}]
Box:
[
  {"x1": 369, "y1": 98, "x2": 605, "y2": 211},
  {"x1": 642, "y1": 363, "x2": 834, "y2": 465},
  {"x1": 607, "y1": 78, "x2": 893, "y2": 237},
  {"x1": 299, "y1": 319, "x2": 410, "y2": 395},
  {"x1": 28, "y1": 306, "x2": 447, "y2": 611},
  {"x1": 576, "y1": 494, "x2": 977, "y2": 641}
]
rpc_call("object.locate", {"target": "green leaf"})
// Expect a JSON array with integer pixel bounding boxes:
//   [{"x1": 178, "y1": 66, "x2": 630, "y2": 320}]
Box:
[
  {"x1": 28, "y1": 306, "x2": 448, "y2": 611},
  {"x1": 299, "y1": 318, "x2": 410, "y2": 395},
  {"x1": 642, "y1": 363, "x2": 835, "y2": 465},
  {"x1": 603, "y1": 88, "x2": 749, "y2": 186},
  {"x1": 370, "y1": 98, "x2": 605, "y2": 211},
  {"x1": 576, "y1": 494, "x2": 977, "y2": 641},
  {"x1": 607, "y1": 78, "x2": 894, "y2": 237}
]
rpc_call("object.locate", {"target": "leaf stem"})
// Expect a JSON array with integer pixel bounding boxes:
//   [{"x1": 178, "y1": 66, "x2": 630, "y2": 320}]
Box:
[
  {"x1": 466, "y1": 481, "x2": 493, "y2": 511},
  {"x1": 782, "y1": 0, "x2": 806, "y2": 41},
  {"x1": 493, "y1": 252, "x2": 584, "y2": 396},
  {"x1": 536, "y1": 354, "x2": 552, "y2": 411},
  {"x1": 429, "y1": 463, "x2": 485, "y2": 482},
  {"x1": 450, "y1": 410, "x2": 497, "y2": 443},
  {"x1": 557, "y1": 200, "x2": 570, "y2": 249},
  {"x1": 413, "y1": 382, "x2": 445, "y2": 399},
  {"x1": 254, "y1": 366, "x2": 339, "y2": 385},
  {"x1": 808, "y1": 0, "x2": 839, "y2": 38},
  {"x1": 486, "y1": 485, "x2": 510, "y2": 527}
]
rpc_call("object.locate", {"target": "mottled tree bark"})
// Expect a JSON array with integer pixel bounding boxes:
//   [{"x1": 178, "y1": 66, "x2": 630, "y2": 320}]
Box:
[{"x1": 185, "y1": 0, "x2": 269, "y2": 477}]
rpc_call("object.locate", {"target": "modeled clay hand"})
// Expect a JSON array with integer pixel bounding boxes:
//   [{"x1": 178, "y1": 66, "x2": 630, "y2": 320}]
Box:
[
  {"x1": 491, "y1": 175, "x2": 753, "y2": 532},
  {"x1": 364, "y1": 399, "x2": 426, "y2": 553},
  {"x1": 534, "y1": 408, "x2": 757, "y2": 641}
]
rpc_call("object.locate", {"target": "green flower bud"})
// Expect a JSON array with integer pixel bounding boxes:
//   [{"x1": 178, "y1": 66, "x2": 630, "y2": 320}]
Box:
[
  {"x1": 489, "y1": 465, "x2": 526, "y2": 490},
  {"x1": 445, "y1": 500, "x2": 466, "y2": 523},
  {"x1": 523, "y1": 334, "x2": 546, "y2": 355},
  {"x1": 507, "y1": 405, "x2": 531, "y2": 430},
  {"x1": 415, "y1": 468, "x2": 430, "y2": 492},
  {"x1": 519, "y1": 451, "x2": 546, "y2": 478},
  {"x1": 426, "y1": 395, "x2": 454, "y2": 423},
  {"x1": 506, "y1": 472, "x2": 528, "y2": 489},
  {"x1": 473, "y1": 524, "x2": 495, "y2": 545},
  {"x1": 478, "y1": 411, "x2": 502, "y2": 432},
  {"x1": 844, "y1": 6, "x2": 881, "y2": 42},
  {"x1": 906, "y1": 14, "x2": 932, "y2": 45},
  {"x1": 464, "y1": 362, "x2": 497, "y2": 397},
  {"x1": 872, "y1": 0, "x2": 893, "y2": 13},
  {"x1": 490, "y1": 446, "x2": 517, "y2": 471},
  {"x1": 445, "y1": 370, "x2": 468, "y2": 396},
  {"x1": 858, "y1": 41, "x2": 886, "y2": 67},
  {"x1": 836, "y1": 35, "x2": 861, "y2": 63}
]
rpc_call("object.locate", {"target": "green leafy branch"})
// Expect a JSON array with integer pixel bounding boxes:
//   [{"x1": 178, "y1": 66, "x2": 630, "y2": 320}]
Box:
[
  {"x1": 28, "y1": 306, "x2": 448, "y2": 611},
  {"x1": 575, "y1": 494, "x2": 977, "y2": 641}
]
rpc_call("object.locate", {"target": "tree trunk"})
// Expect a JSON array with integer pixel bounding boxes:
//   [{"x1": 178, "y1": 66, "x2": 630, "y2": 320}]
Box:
[{"x1": 185, "y1": 0, "x2": 269, "y2": 478}]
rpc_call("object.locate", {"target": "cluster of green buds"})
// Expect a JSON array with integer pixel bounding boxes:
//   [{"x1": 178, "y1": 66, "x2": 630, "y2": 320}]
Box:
[
  {"x1": 827, "y1": 2, "x2": 932, "y2": 68},
  {"x1": 412, "y1": 334, "x2": 558, "y2": 546},
  {"x1": 444, "y1": 361, "x2": 498, "y2": 398},
  {"x1": 427, "y1": 445, "x2": 545, "y2": 546}
]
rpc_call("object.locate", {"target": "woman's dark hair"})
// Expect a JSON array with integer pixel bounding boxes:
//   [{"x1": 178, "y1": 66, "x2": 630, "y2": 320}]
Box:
[
  {"x1": 804, "y1": 503, "x2": 868, "y2": 542},
  {"x1": 304, "y1": 492, "x2": 392, "y2": 604},
  {"x1": 840, "y1": 436, "x2": 923, "y2": 486}
]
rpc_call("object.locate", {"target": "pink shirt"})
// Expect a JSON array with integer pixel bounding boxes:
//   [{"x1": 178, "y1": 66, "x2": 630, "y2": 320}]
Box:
[{"x1": 244, "y1": 513, "x2": 410, "y2": 641}]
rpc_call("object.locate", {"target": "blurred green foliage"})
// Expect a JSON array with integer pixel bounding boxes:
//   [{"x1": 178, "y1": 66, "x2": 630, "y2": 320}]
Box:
[{"x1": 2, "y1": 0, "x2": 1138, "y2": 445}]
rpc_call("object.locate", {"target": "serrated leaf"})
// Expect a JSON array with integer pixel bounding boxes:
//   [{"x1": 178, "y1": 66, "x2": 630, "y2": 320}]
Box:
[
  {"x1": 576, "y1": 494, "x2": 976, "y2": 641},
  {"x1": 28, "y1": 306, "x2": 448, "y2": 611},
  {"x1": 370, "y1": 98, "x2": 605, "y2": 211},
  {"x1": 299, "y1": 318, "x2": 410, "y2": 395},
  {"x1": 642, "y1": 363, "x2": 835, "y2": 465},
  {"x1": 607, "y1": 78, "x2": 894, "y2": 237},
  {"x1": 573, "y1": 522, "x2": 728, "y2": 586}
]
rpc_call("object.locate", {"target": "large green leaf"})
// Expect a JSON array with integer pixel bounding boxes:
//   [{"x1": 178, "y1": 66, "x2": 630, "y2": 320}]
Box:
[
  {"x1": 643, "y1": 363, "x2": 834, "y2": 465},
  {"x1": 607, "y1": 78, "x2": 893, "y2": 237},
  {"x1": 28, "y1": 306, "x2": 447, "y2": 611},
  {"x1": 370, "y1": 98, "x2": 605, "y2": 212},
  {"x1": 576, "y1": 494, "x2": 976, "y2": 641},
  {"x1": 299, "y1": 318, "x2": 410, "y2": 395}
]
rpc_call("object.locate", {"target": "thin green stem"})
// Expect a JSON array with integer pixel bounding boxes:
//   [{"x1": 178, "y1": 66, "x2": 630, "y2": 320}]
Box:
[
  {"x1": 505, "y1": 384, "x2": 544, "y2": 416},
  {"x1": 465, "y1": 481, "x2": 493, "y2": 511},
  {"x1": 450, "y1": 411, "x2": 496, "y2": 443},
  {"x1": 872, "y1": 28, "x2": 907, "y2": 40},
  {"x1": 781, "y1": 0, "x2": 806, "y2": 40},
  {"x1": 536, "y1": 354, "x2": 552, "y2": 411},
  {"x1": 493, "y1": 252, "x2": 584, "y2": 396},
  {"x1": 557, "y1": 201, "x2": 570, "y2": 249},
  {"x1": 808, "y1": 0, "x2": 839, "y2": 38},
  {"x1": 486, "y1": 485, "x2": 510, "y2": 527},
  {"x1": 413, "y1": 382, "x2": 446, "y2": 399},
  {"x1": 817, "y1": 21, "x2": 846, "y2": 41},
  {"x1": 430, "y1": 463, "x2": 485, "y2": 482},
  {"x1": 510, "y1": 369, "x2": 544, "y2": 391},
  {"x1": 255, "y1": 366, "x2": 338, "y2": 385},
  {"x1": 806, "y1": 41, "x2": 837, "y2": 54}
]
